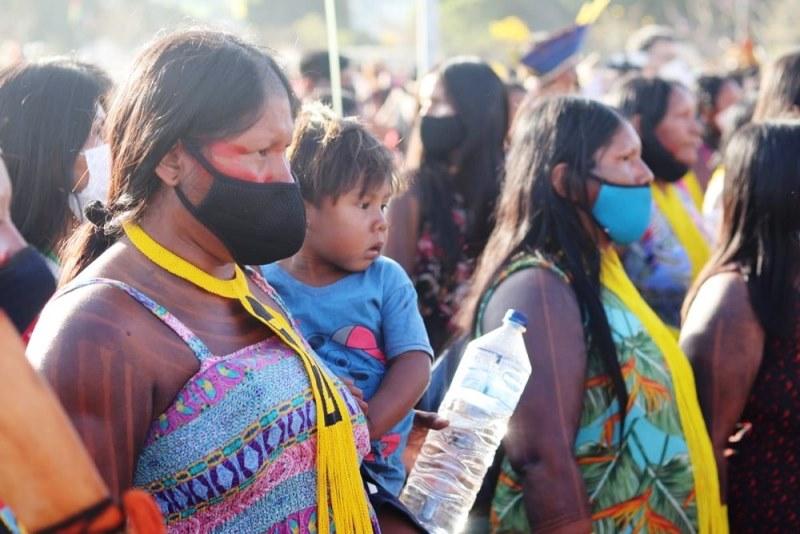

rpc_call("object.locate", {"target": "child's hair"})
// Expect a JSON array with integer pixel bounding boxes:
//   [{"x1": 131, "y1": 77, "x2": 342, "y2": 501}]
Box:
[{"x1": 289, "y1": 102, "x2": 398, "y2": 205}]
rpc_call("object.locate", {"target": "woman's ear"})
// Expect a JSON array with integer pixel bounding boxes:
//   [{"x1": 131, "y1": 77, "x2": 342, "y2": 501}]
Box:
[
  {"x1": 154, "y1": 145, "x2": 184, "y2": 187},
  {"x1": 549, "y1": 162, "x2": 569, "y2": 199}
]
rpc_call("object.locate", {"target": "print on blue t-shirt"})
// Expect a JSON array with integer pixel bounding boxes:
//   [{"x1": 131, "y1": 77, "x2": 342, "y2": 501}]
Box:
[{"x1": 262, "y1": 256, "x2": 433, "y2": 495}]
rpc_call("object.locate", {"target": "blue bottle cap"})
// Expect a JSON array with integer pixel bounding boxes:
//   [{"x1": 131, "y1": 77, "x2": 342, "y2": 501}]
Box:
[{"x1": 503, "y1": 309, "x2": 528, "y2": 328}]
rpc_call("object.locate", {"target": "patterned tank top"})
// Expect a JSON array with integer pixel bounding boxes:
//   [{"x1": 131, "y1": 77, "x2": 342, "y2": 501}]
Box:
[
  {"x1": 62, "y1": 272, "x2": 374, "y2": 533},
  {"x1": 481, "y1": 252, "x2": 699, "y2": 534}
]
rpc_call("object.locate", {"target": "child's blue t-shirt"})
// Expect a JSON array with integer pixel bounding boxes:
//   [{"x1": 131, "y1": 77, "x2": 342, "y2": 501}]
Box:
[{"x1": 262, "y1": 256, "x2": 433, "y2": 495}]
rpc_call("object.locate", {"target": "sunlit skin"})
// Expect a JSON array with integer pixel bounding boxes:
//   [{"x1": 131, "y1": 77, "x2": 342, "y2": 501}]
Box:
[
  {"x1": 563, "y1": 120, "x2": 654, "y2": 248},
  {"x1": 143, "y1": 89, "x2": 295, "y2": 278},
  {"x1": 26, "y1": 83, "x2": 301, "y2": 501},
  {"x1": 711, "y1": 79, "x2": 743, "y2": 133},
  {"x1": 654, "y1": 85, "x2": 703, "y2": 167},
  {"x1": 418, "y1": 72, "x2": 455, "y2": 118},
  {"x1": 283, "y1": 180, "x2": 391, "y2": 287}
]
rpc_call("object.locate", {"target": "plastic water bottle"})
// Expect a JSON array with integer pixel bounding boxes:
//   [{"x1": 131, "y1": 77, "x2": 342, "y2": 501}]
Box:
[{"x1": 400, "y1": 309, "x2": 532, "y2": 534}]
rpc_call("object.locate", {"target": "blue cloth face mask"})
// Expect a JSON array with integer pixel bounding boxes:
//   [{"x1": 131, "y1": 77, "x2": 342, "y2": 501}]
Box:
[{"x1": 589, "y1": 175, "x2": 652, "y2": 245}]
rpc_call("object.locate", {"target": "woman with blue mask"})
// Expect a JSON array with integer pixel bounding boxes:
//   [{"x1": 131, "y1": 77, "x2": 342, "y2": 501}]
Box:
[{"x1": 456, "y1": 97, "x2": 726, "y2": 534}]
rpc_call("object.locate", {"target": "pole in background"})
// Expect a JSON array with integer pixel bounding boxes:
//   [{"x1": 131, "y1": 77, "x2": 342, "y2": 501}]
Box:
[
  {"x1": 324, "y1": 0, "x2": 343, "y2": 116},
  {"x1": 735, "y1": 0, "x2": 751, "y2": 42},
  {"x1": 416, "y1": 0, "x2": 440, "y2": 79}
]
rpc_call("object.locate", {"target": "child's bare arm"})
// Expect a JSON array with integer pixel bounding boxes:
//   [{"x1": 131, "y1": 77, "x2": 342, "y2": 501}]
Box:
[{"x1": 366, "y1": 350, "x2": 431, "y2": 439}]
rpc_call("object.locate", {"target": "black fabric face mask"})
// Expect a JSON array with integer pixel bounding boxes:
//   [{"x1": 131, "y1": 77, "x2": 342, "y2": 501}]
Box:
[
  {"x1": 176, "y1": 144, "x2": 307, "y2": 266},
  {"x1": 420, "y1": 115, "x2": 466, "y2": 160},
  {"x1": 641, "y1": 129, "x2": 690, "y2": 183}
]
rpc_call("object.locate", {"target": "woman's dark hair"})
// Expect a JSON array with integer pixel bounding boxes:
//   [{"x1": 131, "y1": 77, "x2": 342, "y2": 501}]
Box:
[
  {"x1": 411, "y1": 57, "x2": 508, "y2": 264},
  {"x1": 683, "y1": 121, "x2": 800, "y2": 336},
  {"x1": 60, "y1": 29, "x2": 298, "y2": 284},
  {"x1": 0, "y1": 58, "x2": 111, "y2": 254},
  {"x1": 609, "y1": 75, "x2": 679, "y2": 138},
  {"x1": 458, "y1": 96, "x2": 629, "y2": 433},
  {"x1": 696, "y1": 74, "x2": 733, "y2": 149},
  {"x1": 753, "y1": 49, "x2": 800, "y2": 122}
]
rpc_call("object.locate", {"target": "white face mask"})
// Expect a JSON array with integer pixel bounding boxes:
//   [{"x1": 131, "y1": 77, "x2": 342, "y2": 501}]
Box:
[{"x1": 70, "y1": 143, "x2": 112, "y2": 221}]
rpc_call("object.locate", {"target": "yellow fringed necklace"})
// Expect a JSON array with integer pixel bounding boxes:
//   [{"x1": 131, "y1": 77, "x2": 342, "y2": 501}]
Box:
[{"x1": 123, "y1": 223, "x2": 372, "y2": 534}]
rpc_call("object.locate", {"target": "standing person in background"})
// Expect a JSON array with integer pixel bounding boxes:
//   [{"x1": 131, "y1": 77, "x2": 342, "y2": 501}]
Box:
[
  {"x1": 751, "y1": 48, "x2": 800, "y2": 121},
  {"x1": 610, "y1": 76, "x2": 711, "y2": 330},
  {"x1": 0, "y1": 58, "x2": 112, "y2": 276},
  {"x1": 703, "y1": 49, "x2": 800, "y2": 247},
  {"x1": 681, "y1": 121, "x2": 800, "y2": 533},
  {"x1": 0, "y1": 154, "x2": 54, "y2": 337},
  {"x1": 456, "y1": 96, "x2": 725, "y2": 534},
  {"x1": 694, "y1": 74, "x2": 743, "y2": 188},
  {"x1": 385, "y1": 57, "x2": 508, "y2": 354},
  {"x1": 626, "y1": 25, "x2": 680, "y2": 78},
  {"x1": 27, "y1": 29, "x2": 376, "y2": 532}
]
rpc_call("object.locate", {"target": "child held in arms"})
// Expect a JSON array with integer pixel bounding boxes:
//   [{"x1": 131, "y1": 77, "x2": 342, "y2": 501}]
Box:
[{"x1": 262, "y1": 103, "x2": 432, "y2": 524}]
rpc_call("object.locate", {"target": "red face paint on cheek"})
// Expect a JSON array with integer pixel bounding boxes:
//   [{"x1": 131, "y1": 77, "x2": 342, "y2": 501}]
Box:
[{"x1": 206, "y1": 141, "x2": 273, "y2": 183}]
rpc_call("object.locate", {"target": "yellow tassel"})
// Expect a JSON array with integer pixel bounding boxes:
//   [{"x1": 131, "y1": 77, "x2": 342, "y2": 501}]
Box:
[
  {"x1": 651, "y1": 181, "x2": 711, "y2": 280},
  {"x1": 123, "y1": 223, "x2": 372, "y2": 533}
]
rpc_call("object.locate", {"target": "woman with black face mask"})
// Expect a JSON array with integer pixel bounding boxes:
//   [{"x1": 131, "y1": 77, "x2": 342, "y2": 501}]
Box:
[
  {"x1": 385, "y1": 57, "x2": 508, "y2": 355},
  {"x1": 609, "y1": 76, "x2": 712, "y2": 329},
  {"x1": 27, "y1": 30, "x2": 377, "y2": 532}
]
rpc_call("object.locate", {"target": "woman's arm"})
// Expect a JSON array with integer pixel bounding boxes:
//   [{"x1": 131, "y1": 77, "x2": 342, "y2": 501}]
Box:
[
  {"x1": 26, "y1": 285, "x2": 160, "y2": 500},
  {"x1": 679, "y1": 271, "x2": 764, "y2": 501},
  {"x1": 385, "y1": 190, "x2": 420, "y2": 275},
  {"x1": 481, "y1": 268, "x2": 593, "y2": 533}
]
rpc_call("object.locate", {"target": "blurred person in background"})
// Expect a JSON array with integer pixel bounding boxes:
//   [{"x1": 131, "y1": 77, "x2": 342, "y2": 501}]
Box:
[
  {"x1": 0, "y1": 58, "x2": 112, "y2": 276},
  {"x1": 296, "y1": 49, "x2": 359, "y2": 116},
  {"x1": 681, "y1": 121, "x2": 800, "y2": 532},
  {"x1": 626, "y1": 24, "x2": 680, "y2": 78},
  {"x1": 385, "y1": 57, "x2": 508, "y2": 354},
  {"x1": 694, "y1": 74, "x2": 743, "y2": 187},
  {"x1": 701, "y1": 96, "x2": 756, "y2": 243},
  {"x1": 703, "y1": 49, "x2": 800, "y2": 244},
  {"x1": 519, "y1": 25, "x2": 585, "y2": 100},
  {"x1": 0, "y1": 154, "x2": 54, "y2": 339},
  {"x1": 610, "y1": 76, "x2": 712, "y2": 330},
  {"x1": 752, "y1": 48, "x2": 800, "y2": 121}
]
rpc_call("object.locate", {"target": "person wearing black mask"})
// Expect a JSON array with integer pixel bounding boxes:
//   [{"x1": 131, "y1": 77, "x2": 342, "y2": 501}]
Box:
[
  {"x1": 385, "y1": 57, "x2": 508, "y2": 354},
  {"x1": 609, "y1": 76, "x2": 711, "y2": 329},
  {"x1": 27, "y1": 30, "x2": 381, "y2": 532}
]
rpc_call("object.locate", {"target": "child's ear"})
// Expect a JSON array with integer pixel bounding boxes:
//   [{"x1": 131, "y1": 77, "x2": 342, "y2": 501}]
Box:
[{"x1": 303, "y1": 200, "x2": 317, "y2": 230}]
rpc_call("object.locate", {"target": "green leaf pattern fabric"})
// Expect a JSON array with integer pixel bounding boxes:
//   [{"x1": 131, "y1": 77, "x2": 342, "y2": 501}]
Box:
[{"x1": 486, "y1": 253, "x2": 698, "y2": 534}]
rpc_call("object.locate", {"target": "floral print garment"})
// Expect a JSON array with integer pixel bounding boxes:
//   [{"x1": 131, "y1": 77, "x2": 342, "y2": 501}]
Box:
[
  {"x1": 623, "y1": 184, "x2": 711, "y2": 329},
  {"x1": 413, "y1": 192, "x2": 476, "y2": 355},
  {"x1": 485, "y1": 253, "x2": 698, "y2": 534}
]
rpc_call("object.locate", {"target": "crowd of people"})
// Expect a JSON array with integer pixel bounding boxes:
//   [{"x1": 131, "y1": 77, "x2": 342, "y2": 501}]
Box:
[{"x1": 0, "y1": 17, "x2": 798, "y2": 534}]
